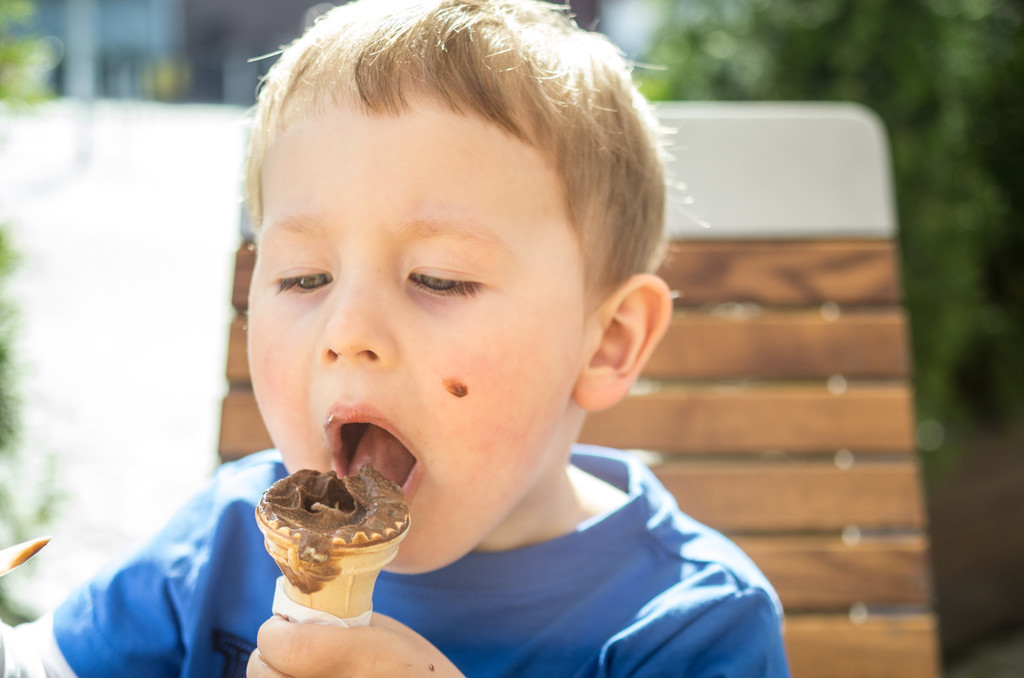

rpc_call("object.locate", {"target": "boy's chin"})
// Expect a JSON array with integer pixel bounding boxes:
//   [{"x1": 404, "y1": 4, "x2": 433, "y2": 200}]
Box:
[{"x1": 384, "y1": 531, "x2": 479, "y2": 575}]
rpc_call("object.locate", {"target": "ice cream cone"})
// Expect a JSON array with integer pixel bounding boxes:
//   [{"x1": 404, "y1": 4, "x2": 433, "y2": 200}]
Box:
[
  {"x1": 255, "y1": 466, "x2": 410, "y2": 621},
  {"x1": 258, "y1": 511, "x2": 407, "y2": 619}
]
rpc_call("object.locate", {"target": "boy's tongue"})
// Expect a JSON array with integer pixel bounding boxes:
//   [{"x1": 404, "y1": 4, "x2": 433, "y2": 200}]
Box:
[{"x1": 346, "y1": 424, "x2": 415, "y2": 488}]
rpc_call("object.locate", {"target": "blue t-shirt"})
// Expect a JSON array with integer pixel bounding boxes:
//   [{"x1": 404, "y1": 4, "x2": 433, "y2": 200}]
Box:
[{"x1": 53, "y1": 446, "x2": 790, "y2": 677}]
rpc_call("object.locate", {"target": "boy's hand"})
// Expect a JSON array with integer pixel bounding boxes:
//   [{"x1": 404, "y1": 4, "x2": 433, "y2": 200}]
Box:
[{"x1": 247, "y1": 613, "x2": 465, "y2": 677}]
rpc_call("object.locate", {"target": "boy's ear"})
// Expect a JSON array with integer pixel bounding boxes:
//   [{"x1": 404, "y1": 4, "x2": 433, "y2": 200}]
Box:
[{"x1": 574, "y1": 273, "x2": 673, "y2": 412}]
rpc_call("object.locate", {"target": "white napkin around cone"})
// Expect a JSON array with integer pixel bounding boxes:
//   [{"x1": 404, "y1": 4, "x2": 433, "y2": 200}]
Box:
[{"x1": 271, "y1": 576, "x2": 374, "y2": 628}]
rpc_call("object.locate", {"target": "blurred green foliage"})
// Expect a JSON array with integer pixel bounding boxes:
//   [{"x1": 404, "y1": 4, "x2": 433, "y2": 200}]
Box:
[
  {"x1": 0, "y1": 0, "x2": 48, "y2": 104},
  {"x1": 1, "y1": 0, "x2": 53, "y2": 624},
  {"x1": 639, "y1": 0, "x2": 1024, "y2": 483},
  {"x1": 0, "y1": 228, "x2": 17, "y2": 480},
  {"x1": 0, "y1": 224, "x2": 37, "y2": 626}
]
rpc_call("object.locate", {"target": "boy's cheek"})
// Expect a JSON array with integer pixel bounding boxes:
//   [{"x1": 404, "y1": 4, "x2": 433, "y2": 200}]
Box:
[
  {"x1": 433, "y1": 347, "x2": 566, "y2": 443},
  {"x1": 247, "y1": 322, "x2": 314, "y2": 459},
  {"x1": 248, "y1": 313, "x2": 298, "y2": 384}
]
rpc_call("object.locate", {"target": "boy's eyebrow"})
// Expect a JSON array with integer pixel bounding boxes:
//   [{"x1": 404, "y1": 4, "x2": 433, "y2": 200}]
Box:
[
  {"x1": 261, "y1": 215, "x2": 331, "y2": 239},
  {"x1": 262, "y1": 214, "x2": 508, "y2": 251},
  {"x1": 398, "y1": 216, "x2": 507, "y2": 251}
]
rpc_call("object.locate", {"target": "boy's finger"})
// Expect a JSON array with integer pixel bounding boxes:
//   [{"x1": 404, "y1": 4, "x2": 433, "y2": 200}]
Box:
[
  {"x1": 246, "y1": 647, "x2": 293, "y2": 678},
  {"x1": 256, "y1": 615, "x2": 372, "y2": 677}
]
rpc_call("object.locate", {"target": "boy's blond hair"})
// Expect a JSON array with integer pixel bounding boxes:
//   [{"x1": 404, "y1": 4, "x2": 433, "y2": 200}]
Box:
[{"x1": 245, "y1": 0, "x2": 665, "y2": 294}]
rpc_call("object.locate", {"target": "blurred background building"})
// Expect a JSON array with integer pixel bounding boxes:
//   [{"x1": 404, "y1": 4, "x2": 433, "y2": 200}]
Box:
[{"x1": 28, "y1": 0, "x2": 609, "y2": 105}]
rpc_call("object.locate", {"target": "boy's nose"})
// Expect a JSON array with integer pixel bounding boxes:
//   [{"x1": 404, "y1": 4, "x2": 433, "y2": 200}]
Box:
[
  {"x1": 325, "y1": 344, "x2": 380, "y2": 364},
  {"x1": 320, "y1": 288, "x2": 396, "y2": 368}
]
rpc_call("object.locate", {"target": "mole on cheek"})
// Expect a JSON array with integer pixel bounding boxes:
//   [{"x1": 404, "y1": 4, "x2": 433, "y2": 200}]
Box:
[{"x1": 443, "y1": 378, "x2": 469, "y2": 398}]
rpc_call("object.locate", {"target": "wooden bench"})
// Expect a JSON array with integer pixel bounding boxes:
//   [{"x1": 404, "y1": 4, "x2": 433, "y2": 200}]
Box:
[{"x1": 218, "y1": 102, "x2": 940, "y2": 677}]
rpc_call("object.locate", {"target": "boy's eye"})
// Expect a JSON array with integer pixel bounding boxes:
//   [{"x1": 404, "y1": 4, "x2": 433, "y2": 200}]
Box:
[
  {"x1": 410, "y1": 272, "x2": 479, "y2": 297},
  {"x1": 278, "y1": 273, "x2": 332, "y2": 293}
]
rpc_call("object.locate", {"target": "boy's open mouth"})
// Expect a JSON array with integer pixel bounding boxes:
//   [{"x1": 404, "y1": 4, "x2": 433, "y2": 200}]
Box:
[{"x1": 336, "y1": 422, "x2": 417, "y2": 489}]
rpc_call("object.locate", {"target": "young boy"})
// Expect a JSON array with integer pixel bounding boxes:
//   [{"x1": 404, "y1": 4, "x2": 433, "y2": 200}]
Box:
[{"x1": 1, "y1": 0, "x2": 790, "y2": 675}]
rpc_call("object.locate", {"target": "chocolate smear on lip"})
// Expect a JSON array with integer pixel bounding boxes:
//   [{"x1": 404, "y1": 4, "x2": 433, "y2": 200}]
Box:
[
  {"x1": 256, "y1": 466, "x2": 409, "y2": 593},
  {"x1": 444, "y1": 378, "x2": 468, "y2": 398}
]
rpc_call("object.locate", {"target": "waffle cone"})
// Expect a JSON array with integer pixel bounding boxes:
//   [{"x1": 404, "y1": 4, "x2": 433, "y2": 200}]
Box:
[{"x1": 257, "y1": 505, "x2": 407, "y2": 619}]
